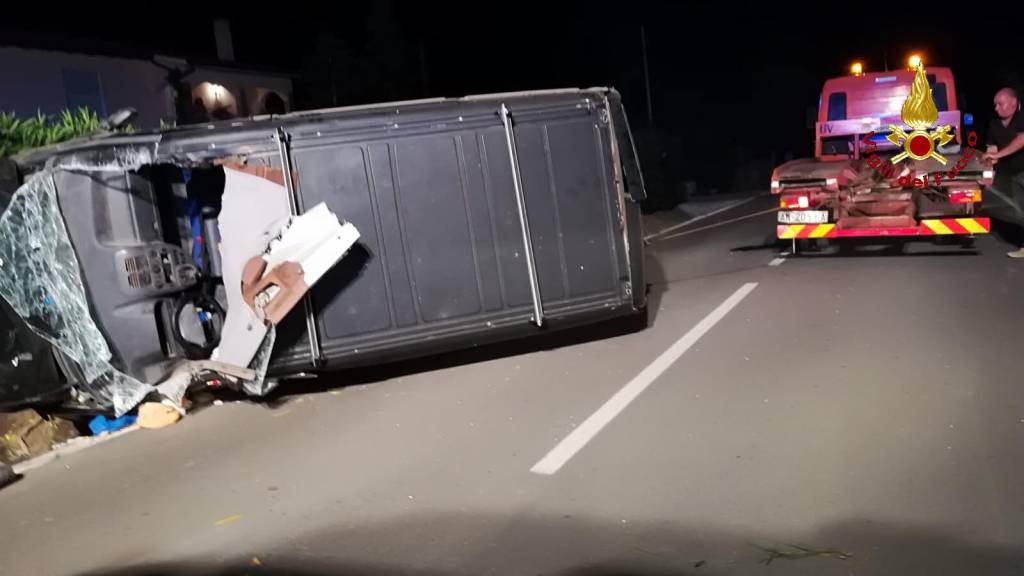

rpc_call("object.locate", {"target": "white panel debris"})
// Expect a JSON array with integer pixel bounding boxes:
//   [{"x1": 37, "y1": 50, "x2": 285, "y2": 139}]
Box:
[
  {"x1": 243, "y1": 203, "x2": 360, "y2": 324},
  {"x1": 212, "y1": 167, "x2": 292, "y2": 369},
  {"x1": 212, "y1": 167, "x2": 360, "y2": 378}
]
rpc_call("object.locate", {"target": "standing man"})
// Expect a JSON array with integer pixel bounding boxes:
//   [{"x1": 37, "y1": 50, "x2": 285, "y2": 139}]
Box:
[{"x1": 982, "y1": 87, "x2": 1024, "y2": 257}]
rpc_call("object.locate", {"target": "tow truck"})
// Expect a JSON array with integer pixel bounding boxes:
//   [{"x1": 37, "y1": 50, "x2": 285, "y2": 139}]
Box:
[{"x1": 771, "y1": 55, "x2": 993, "y2": 251}]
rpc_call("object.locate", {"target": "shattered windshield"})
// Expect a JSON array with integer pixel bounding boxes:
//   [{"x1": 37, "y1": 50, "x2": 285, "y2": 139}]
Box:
[{"x1": 0, "y1": 171, "x2": 149, "y2": 414}]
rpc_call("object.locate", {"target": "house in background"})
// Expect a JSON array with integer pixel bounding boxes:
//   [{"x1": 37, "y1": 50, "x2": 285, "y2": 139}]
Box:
[{"x1": 0, "y1": 20, "x2": 293, "y2": 129}]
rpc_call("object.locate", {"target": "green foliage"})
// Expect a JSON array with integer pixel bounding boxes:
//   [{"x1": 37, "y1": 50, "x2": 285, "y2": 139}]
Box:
[{"x1": 0, "y1": 107, "x2": 133, "y2": 158}]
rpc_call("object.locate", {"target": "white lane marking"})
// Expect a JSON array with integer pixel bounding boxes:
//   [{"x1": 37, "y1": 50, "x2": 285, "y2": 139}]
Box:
[
  {"x1": 769, "y1": 252, "x2": 789, "y2": 266},
  {"x1": 644, "y1": 196, "x2": 759, "y2": 242},
  {"x1": 530, "y1": 282, "x2": 759, "y2": 475}
]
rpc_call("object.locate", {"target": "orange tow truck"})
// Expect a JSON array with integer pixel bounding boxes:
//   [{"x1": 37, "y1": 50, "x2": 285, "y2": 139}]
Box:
[{"x1": 771, "y1": 55, "x2": 992, "y2": 251}]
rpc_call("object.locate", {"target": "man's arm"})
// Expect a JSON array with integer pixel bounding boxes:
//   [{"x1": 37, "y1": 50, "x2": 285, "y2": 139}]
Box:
[
  {"x1": 989, "y1": 133, "x2": 1024, "y2": 160},
  {"x1": 984, "y1": 120, "x2": 1000, "y2": 159}
]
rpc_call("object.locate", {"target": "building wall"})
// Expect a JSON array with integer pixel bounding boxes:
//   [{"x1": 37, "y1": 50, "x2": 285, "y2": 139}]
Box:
[
  {"x1": 0, "y1": 47, "x2": 294, "y2": 129},
  {"x1": 0, "y1": 46, "x2": 174, "y2": 128}
]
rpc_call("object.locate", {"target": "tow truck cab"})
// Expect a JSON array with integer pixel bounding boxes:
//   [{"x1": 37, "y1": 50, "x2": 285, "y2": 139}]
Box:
[
  {"x1": 816, "y1": 67, "x2": 961, "y2": 160},
  {"x1": 771, "y1": 62, "x2": 992, "y2": 243}
]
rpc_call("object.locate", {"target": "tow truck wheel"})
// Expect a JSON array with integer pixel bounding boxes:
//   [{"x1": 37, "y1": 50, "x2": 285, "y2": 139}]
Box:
[
  {"x1": 796, "y1": 238, "x2": 830, "y2": 253},
  {"x1": 889, "y1": 240, "x2": 908, "y2": 255},
  {"x1": 960, "y1": 236, "x2": 976, "y2": 249}
]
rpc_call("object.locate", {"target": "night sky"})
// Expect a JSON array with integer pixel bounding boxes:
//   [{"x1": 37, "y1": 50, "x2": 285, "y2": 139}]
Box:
[{"x1": 4, "y1": 3, "x2": 1021, "y2": 193}]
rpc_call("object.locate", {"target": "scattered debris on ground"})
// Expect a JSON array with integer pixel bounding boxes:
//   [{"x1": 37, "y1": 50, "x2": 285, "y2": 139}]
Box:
[
  {"x1": 137, "y1": 402, "x2": 183, "y2": 430},
  {"x1": 88, "y1": 414, "x2": 137, "y2": 436},
  {"x1": 214, "y1": 513, "x2": 243, "y2": 526},
  {"x1": 754, "y1": 543, "x2": 852, "y2": 565},
  {"x1": 0, "y1": 409, "x2": 79, "y2": 465}
]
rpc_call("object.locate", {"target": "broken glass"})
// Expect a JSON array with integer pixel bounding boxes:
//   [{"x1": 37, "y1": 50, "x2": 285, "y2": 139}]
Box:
[
  {"x1": 241, "y1": 325, "x2": 278, "y2": 397},
  {"x1": 0, "y1": 170, "x2": 150, "y2": 415}
]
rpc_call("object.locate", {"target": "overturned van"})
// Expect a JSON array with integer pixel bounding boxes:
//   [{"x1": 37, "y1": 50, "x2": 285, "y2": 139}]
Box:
[{"x1": 0, "y1": 88, "x2": 647, "y2": 415}]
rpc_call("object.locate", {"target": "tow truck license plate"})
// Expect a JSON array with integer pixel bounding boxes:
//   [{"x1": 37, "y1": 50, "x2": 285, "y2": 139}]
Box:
[{"x1": 778, "y1": 210, "x2": 828, "y2": 224}]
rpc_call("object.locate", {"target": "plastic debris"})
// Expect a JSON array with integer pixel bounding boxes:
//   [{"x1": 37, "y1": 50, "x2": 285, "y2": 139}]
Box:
[
  {"x1": 214, "y1": 513, "x2": 243, "y2": 526},
  {"x1": 88, "y1": 414, "x2": 137, "y2": 436},
  {"x1": 137, "y1": 402, "x2": 182, "y2": 429}
]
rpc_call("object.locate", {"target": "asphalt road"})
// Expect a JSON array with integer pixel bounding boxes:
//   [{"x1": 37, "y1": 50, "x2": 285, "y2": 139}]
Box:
[{"x1": 3, "y1": 195, "x2": 1024, "y2": 575}]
